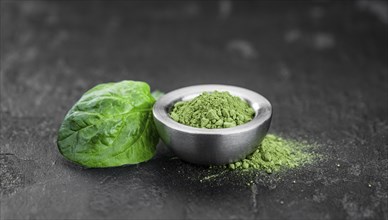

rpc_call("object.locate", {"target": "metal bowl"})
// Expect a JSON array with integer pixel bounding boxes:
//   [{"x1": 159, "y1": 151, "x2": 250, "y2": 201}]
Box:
[{"x1": 152, "y1": 85, "x2": 272, "y2": 165}]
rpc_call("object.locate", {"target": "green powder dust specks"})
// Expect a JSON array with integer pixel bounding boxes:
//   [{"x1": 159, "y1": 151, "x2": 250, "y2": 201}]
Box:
[
  {"x1": 198, "y1": 134, "x2": 321, "y2": 186},
  {"x1": 219, "y1": 134, "x2": 318, "y2": 174},
  {"x1": 169, "y1": 91, "x2": 255, "y2": 129}
]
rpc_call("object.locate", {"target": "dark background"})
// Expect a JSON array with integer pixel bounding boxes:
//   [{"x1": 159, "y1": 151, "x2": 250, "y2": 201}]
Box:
[{"x1": 1, "y1": 0, "x2": 387, "y2": 219}]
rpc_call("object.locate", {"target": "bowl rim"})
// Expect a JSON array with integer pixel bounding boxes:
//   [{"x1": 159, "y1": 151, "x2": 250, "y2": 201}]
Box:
[{"x1": 152, "y1": 84, "x2": 272, "y2": 135}]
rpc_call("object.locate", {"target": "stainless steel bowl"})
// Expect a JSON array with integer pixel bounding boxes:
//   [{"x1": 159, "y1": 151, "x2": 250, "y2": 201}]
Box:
[{"x1": 153, "y1": 85, "x2": 272, "y2": 165}]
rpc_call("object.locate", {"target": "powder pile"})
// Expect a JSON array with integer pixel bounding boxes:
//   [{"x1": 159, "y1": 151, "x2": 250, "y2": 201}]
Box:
[
  {"x1": 170, "y1": 91, "x2": 255, "y2": 129},
  {"x1": 227, "y1": 134, "x2": 316, "y2": 173}
]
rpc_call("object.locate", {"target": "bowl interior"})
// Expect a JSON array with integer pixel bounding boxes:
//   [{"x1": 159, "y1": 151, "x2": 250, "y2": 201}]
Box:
[
  {"x1": 166, "y1": 92, "x2": 260, "y2": 119},
  {"x1": 153, "y1": 84, "x2": 272, "y2": 135}
]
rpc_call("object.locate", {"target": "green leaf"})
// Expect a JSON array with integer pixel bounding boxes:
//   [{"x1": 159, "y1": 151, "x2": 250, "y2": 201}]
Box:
[
  {"x1": 151, "y1": 90, "x2": 164, "y2": 100},
  {"x1": 57, "y1": 80, "x2": 159, "y2": 168}
]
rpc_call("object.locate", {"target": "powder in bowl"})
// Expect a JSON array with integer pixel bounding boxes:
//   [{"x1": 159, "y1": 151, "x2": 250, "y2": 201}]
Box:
[{"x1": 169, "y1": 91, "x2": 255, "y2": 129}]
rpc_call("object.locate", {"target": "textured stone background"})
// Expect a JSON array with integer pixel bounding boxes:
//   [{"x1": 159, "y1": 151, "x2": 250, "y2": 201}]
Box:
[{"x1": 1, "y1": 1, "x2": 387, "y2": 219}]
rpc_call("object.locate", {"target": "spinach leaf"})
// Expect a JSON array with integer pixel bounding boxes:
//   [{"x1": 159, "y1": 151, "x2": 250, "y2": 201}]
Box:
[
  {"x1": 57, "y1": 80, "x2": 159, "y2": 168},
  {"x1": 151, "y1": 90, "x2": 164, "y2": 100}
]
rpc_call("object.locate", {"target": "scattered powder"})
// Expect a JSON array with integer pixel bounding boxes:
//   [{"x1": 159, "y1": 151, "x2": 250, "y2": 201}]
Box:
[
  {"x1": 199, "y1": 134, "x2": 319, "y2": 185},
  {"x1": 170, "y1": 91, "x2": 255, "y2": 129},
  {"x1": 224, "y1": 134, "x2": 317, "y2": 173}
]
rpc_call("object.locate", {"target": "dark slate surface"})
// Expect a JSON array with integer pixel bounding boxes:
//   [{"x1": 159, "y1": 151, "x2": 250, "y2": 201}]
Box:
[{"x1": 1, "y1": 1, "x2": 387, "y2": 219}]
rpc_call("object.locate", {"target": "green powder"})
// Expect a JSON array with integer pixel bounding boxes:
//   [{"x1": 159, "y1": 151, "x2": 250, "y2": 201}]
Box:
[
  {"x1": 167, "y1": 90, "x2": 317, "y2": 177},
  {"x1": 226, "y1": 134, "x2": 316, "y2": 173},
  {"x1": 200, "y1": 134, "x2": 319, "y2": 184},
  {"x1": 170, "y1": 91, "x2": 255, "y2": 128}
]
